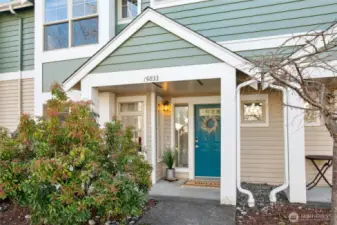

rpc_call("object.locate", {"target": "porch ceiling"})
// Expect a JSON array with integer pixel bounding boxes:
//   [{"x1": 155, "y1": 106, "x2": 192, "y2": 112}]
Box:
[{"x1": 97, "y1": 78, "x2": 221, "y2": 97}]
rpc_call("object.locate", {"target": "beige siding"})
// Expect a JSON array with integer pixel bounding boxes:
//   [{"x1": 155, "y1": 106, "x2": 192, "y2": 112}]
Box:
[
  {"x1": 0, "y1": 78, "x2": 34, "y2": 131},
  {"x1": 22, "y1": 78, "x2": 34, "y2": 115},
  {"x1": 240, "y1": 91, "x2": 285, "y2": 185},
  {"x1": 305, "y1": 126, "x2": 333, "y2": 186},
  {"x1": 241, "y1": 90, "x2": 333, "y2": 186},
  {"x1": 0, "y1": 80, "x2": 20, "y2": 131}
]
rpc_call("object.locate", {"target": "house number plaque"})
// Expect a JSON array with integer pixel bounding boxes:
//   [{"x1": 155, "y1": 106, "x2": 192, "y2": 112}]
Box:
[
  {"x1": 200, "y1": 108, "x2": 220, "y2": 117},
  {"x1": 144, "y1": 75, "x2": 159, "y2": 82}
]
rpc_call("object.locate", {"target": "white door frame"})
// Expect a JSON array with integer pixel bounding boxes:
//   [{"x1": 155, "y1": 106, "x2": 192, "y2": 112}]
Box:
[{"x1": 171, "y1": 96, "x2": 221, "y2": 180}]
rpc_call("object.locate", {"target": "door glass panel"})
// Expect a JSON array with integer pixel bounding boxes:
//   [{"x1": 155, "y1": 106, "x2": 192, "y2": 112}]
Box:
[{"x1": 174, "y1": 105, "x2": 188, "y2": 168}]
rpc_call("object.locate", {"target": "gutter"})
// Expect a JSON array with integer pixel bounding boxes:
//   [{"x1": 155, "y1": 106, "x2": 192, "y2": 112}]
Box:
[{"x1": 0, "y1": 0, "x2": 33, "y2": 13}]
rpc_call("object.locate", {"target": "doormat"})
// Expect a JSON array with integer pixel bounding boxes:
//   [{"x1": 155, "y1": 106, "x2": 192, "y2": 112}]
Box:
[{"x1": 183, "y1": 180, "x2": 220, "y2": 188}]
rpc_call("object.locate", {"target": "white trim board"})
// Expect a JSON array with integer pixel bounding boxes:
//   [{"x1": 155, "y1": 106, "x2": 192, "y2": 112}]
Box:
[
  {"x1": 63, "y1": 8, "x2": 258, "y2": 91},
  {"x1": 0, "y1": 71, "x2": 35, "y2": 81},
  {"x1": 151, "y1": 0, "x2": 207, "y2": 9},
  {"x1": 220, "y1": 32, "x2": 311, "y2": 52},
  {"x1": 81, "y1": 63, "x2": 227, "y2": 88}
]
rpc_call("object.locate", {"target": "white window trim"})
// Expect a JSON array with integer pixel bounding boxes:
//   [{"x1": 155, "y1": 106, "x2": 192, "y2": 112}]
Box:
[
  {"x1": 116, "y1": 95, "x2": 147, "y2": 151},
  {"x1": 240, "y1": 94, "x2": 269, "y2": 127},
  {"x1": 43, "y1": 0, "x2": 99, "y2": 51},
  {"x1": 150, "y1": 0, "x2": 207, "y2": 9},
  {"x1": 117, "y1": 0, "x2": 142, "y2": 25}
]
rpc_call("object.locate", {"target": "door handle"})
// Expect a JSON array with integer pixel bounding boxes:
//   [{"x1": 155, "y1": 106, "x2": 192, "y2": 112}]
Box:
[{"x1": 195, "y1": 145, "x2": 200, "y2": 148}]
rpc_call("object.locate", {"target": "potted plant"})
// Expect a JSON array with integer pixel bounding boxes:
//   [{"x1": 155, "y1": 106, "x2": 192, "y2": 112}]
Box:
[{"x1": 163, "y1": 150, "x2": 176, "y2": 180}]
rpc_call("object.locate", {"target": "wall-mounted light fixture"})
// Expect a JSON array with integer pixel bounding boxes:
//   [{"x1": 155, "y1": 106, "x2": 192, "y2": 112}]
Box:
[{"x1": 158, "y1": 100, "x2": 171, "y2": 112}]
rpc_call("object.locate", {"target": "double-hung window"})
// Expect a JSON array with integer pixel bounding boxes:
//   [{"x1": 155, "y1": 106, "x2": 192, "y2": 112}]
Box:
[{"x1": 44, "y1": 0, "x2": 99, "y2": 51}]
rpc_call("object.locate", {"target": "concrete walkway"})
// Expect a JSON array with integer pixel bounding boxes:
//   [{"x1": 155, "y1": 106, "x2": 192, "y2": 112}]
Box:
[
  {"x1": 149, "y1": 180, "x2": 220, "y2": 203},
  {"x1": 136, "y1": 200, "x2": 235, "y2": 225}
]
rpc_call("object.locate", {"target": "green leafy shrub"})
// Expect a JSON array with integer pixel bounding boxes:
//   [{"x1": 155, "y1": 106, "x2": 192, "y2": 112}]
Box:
[
  {"x1": 0, "y1": 126, "x2": 30, "y2": 202},
  {"x1": 0, "y1": 83, "x2": 152, "y2": 225}
]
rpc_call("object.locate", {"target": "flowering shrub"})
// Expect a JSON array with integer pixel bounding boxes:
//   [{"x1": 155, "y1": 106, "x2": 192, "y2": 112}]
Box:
[{"x1": 0, "y1": 84, "x2": 152, "y2": 225}]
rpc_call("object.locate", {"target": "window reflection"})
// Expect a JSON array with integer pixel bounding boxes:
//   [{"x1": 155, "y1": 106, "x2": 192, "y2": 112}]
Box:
[
  {"x1": 45, "y1": 0, "x2": 68, "y2": 23},
  {"x1": 72, "y1": 0, "x2": 97, "y2": 18},
  {"x1": 174, "y1": 105, "x2": 188, "y2": 168},
  {"x1": 72, "y1": 17, "x2": 98, "y2": 47},
  {"x1": 44, "y1": 23, "x2": 69, "y2": 50},
  {"x1": 121, "y1": 0, "x2": 138, "y2": 19}
]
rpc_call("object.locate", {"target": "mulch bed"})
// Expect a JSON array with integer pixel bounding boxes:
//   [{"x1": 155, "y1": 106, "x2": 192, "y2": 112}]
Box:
[
  {"x1": 236, "y1": 183, "x2": 331, "y2": 225},
  {"x1": 236, "y1": 203, "x2": 330, "y2": 225},
  {"x1": 0, "y1": 199, "x2": 158, "y2": 225},
  {"x1": 0, "y1": 199, "x2": 30, "y2": 225}
]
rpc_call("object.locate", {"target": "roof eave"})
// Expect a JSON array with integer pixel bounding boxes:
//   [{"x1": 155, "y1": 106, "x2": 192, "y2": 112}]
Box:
[{"x1": 0, "y1": 0, "x2": 33, "y2": 13}]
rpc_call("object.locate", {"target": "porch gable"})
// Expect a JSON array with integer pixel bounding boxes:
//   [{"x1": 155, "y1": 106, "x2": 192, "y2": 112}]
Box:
[
  {"x1": 90, "y1": 22, "x2": 221, "y2": 74},
  {"x1": 62, "y1": 8, "x2": 258, "y2": 91}
]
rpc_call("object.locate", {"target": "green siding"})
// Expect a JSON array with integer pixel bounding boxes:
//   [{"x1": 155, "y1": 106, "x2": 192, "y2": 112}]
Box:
[
  {"x1": 0, "y1": 7, "x2": 34, "y2": 73},
  {"x1": 118, "y1": 0, "x2": 337, "y2": 43},
  {"x1": 91, "y1": 22, "x2": 220, "y2": 74},
  {"x1": 43, "y1": 58, "x2": 89, "y2": 92}
]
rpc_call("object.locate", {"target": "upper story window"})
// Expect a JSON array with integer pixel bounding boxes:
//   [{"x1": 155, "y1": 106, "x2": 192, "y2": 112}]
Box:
[
  {"x1": 118, "y1": 0, "x2": 140, "y2": 24},
  {"x1": 44, "y1": 0, "x2": 99, "y2": 51}
]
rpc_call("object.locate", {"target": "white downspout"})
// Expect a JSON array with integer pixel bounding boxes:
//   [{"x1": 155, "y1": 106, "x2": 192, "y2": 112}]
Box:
[
  {"x1": 236, "y1": 80, "x2": 257, "y2": 208},
  {"x1": 267, "y1": 84, "x2": 289, "y2": 204}
]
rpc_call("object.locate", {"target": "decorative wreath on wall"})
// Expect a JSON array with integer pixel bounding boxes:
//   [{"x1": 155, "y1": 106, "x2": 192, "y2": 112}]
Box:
[{"x1": 200, "y1": 116, "x2": 219, "y2": 134}]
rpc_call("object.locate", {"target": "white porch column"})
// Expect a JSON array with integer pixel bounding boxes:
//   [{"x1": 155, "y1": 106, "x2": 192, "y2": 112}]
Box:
[
  {"x1": 220, "y1": 66, "x2": 237, "y2": 205},
  {"x1": 151, "y1": 92, "x2": 157, "y2": 185},
  {"x1": 81, "y1": 81, "x2": 99, "y2": 122},
  {"x1": 98, "y1": 92, "x2": 116, "y2": 127},
  {"x1": 287, "y1": 89, "x2": 306, "y2": 203}
]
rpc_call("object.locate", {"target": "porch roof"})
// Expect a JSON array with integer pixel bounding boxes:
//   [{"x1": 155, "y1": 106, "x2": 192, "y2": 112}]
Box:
[{"x1": 62, "y1": 8, "x2": 259, "y2": 91}]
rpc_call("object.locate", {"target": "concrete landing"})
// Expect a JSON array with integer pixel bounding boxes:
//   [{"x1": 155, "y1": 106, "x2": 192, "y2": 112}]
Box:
[
  {"x1": 149, "y1": 179, "x2": 220, "y2": 203},
  {"x1": 307, "y1": 186, "x2": 331, "y2": 203}
]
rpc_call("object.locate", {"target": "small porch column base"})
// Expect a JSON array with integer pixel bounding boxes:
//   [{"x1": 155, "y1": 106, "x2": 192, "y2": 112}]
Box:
[{"x1": 220, "y1": 66, "x2": 237, "y2": 205}]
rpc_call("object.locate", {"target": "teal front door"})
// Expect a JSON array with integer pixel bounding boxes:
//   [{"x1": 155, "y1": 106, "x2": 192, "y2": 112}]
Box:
[{"x1": 195, "y1": 104, "x2": 221, "y2": 177}]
